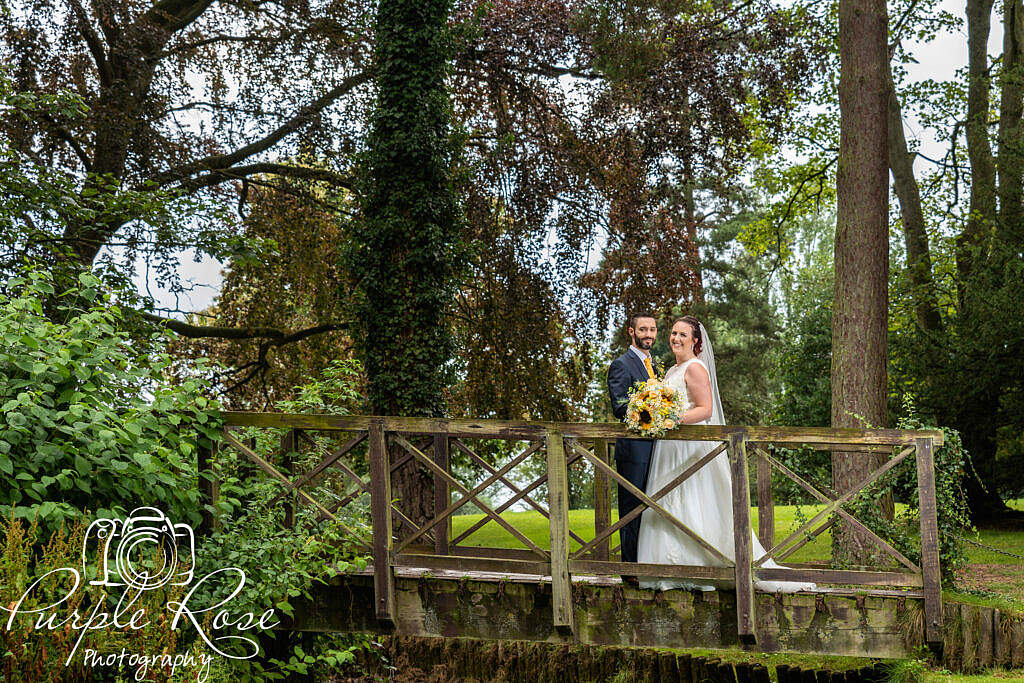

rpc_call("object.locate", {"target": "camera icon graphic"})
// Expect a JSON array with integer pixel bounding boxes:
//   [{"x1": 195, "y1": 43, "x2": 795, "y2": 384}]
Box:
[{"x1": 83, "y1": 507, "x2": 195, "y2": 591}]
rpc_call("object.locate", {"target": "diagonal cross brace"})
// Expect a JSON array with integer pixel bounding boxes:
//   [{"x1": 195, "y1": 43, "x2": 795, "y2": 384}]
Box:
[
  {"x1": 391, "y1": 435, "x2": 548, "y2": 558},
  {"x1": 451, "y1": 447, "x2": 584, "y2": 547},
  {"x1": 267, "y1": 432, "x2": 367, "y2": 508},
  {"x1": 221, "y1": 430, "x2": 370, "y2": 549},
  {"x1": 752, "y1": 445, "x2": 917, "y2": 569},
  {"x1": 570, "y1": 441, "x2": 729, "y2": 560},
  {"x1": 567, "y1": 440, "x2": 733, "y2": 566},
  {"x1": 452, "y1": 438, "x2": 588, "y2": 549}
]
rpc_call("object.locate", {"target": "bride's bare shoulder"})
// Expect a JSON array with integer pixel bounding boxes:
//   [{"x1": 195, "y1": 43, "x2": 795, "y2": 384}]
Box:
[{"x1": 683, "y1": 358, "x2": 710, "y2": 384}]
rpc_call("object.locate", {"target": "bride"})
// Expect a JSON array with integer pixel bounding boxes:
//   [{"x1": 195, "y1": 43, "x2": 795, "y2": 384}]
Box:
[{"x1": 636, "y1": 316, "x2": 814, "y2": 593}]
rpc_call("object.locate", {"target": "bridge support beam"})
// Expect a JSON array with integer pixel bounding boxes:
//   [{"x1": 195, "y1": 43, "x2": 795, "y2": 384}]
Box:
[
  {"x1": 916, "y1": 436, "x2": 943, "y2": 650},
  {"x1": 547, "y1": 429, "x2": 574, "y2": 635},
  {"x1": 369, "y1": 421, "x2": 395, "y2": 623},
  {"x1": 729, "y1": 431, "x2": 756, "y2": 646}
]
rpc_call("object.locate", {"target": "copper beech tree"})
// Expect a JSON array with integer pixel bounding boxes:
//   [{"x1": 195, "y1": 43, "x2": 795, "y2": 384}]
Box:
[{"x1": 2, "y1": 0, "x2": 820, "y2": 414}]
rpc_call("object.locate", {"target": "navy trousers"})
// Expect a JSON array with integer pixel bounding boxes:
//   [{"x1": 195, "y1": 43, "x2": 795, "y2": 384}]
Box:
[{"x1": 614, "y1": 448, "x2": 652, "y2": 564}]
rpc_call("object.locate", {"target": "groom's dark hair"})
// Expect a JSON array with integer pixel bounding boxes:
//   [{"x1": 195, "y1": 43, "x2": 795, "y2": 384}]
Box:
[{"x1": 627, "y1": 311, "x2": 656, "y2": 331}]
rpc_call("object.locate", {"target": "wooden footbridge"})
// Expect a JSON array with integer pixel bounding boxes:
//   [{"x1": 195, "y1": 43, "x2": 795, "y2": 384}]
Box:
[{"x1": 200, "y1": 413, "x2": 945, "y2": 658}]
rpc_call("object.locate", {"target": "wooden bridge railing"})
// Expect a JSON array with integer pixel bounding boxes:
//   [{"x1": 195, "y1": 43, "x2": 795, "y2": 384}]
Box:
[{"x1": 200, "y1": 413, "x2": 945, "y2": 649}]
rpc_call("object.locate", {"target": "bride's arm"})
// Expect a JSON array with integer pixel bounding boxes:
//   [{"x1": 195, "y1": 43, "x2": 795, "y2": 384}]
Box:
[{"x1": 680, "y1": 363, "x2": 714, "y2": 424}]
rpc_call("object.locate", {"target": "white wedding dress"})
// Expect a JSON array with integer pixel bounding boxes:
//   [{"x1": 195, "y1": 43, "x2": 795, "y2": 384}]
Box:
[{"x1": 636, "y1": 347, "x2": 815, "y2": 594}]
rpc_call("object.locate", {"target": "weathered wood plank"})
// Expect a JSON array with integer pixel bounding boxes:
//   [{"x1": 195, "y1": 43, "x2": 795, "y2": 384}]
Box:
[
  {"x1": 568, "y1": 560, "x2": 734, "y2": 581},
  {"x1": 197, "y1": 438, "x2": 218, "y2": 535},
  {"x1": 368, "y1": 422, "x2": 394, "y2": 622},
  {"x1": 547, "y1": 430, "x2": 573, "y2": 632},
  {"x1": 216, "y1": 412, "x2": 943, "y2": 446},
  {"x1": 281, "y1": 429, "x2": 296, "y2": 528},
  {"x1": 756, "y1": 451, "x2": 774, "y2": 549},
  {"x1": 441, "y1": 546, "x2": 548, "y2": 562},
  {"x1": 753, "y1": 568, "x2": 923, "y2": 587},
  {"x1": 730, "y1": 432, "x2": 756, "y2": 645},
  {"x1": 432, "y1": 434, "x2": 449, "y2": 556},
  {"x1": 915, "y1": 437, "x2": 943, "y2": 647},
  {"x1": 391, "y1": 553, "x2": 551, "y2": 576},
  {"x1": 592, "y1": 439, "x2": 611, "y2": 562}
]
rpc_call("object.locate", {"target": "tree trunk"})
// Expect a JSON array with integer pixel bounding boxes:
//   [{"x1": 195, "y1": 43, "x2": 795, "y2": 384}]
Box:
[
  {"x1": 961, "y1": 0, "x2": 998, "y2": 287},
  {"x1": 832, "y1": 0, "x2": 890, "y2": 564},
  {"x1": 998, "y1": 0, "x2": 1024, "y2": 242},
  {"x1": 886, "y1": 68, "x2": 943, "y2": 337}
]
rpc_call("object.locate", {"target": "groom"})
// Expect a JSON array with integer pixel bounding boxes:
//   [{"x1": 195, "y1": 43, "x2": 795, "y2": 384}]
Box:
[{"x1": 607, "y1": 312, "x2": 658, "y2": 581}]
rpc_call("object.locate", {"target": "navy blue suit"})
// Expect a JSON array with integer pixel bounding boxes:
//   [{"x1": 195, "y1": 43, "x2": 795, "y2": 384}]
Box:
[{"x1": 607, "y1": 350, "x2": 655, "y2": 564}]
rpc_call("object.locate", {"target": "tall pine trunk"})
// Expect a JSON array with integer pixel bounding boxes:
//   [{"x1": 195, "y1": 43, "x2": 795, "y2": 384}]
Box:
[{"x1": 832, "y1": 0, "x2": 890, "y2": 564}]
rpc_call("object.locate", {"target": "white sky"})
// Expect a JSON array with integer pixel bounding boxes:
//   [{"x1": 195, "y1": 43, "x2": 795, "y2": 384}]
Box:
[{"x1": 137, "y1": 0, "x2": 997, "y2": 317}]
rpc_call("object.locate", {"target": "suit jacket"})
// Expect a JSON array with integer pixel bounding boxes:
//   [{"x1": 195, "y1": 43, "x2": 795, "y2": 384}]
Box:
[{"x1": 607, "y1": 350, "x2": 655, "y2": 463}]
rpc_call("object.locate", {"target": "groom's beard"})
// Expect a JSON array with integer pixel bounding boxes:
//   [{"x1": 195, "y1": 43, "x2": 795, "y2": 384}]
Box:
[{"x1": 633, "y1": 337, "x2": 654, "y2": 350}]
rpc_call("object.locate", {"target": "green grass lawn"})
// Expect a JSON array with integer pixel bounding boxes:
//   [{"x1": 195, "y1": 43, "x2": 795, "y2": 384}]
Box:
[
  {"x1": 451, "y1": 501, "x2": 1024, "y2": 565},
  {"x1": 450, "y1": 503, "x2": 864, "y2": 562}
]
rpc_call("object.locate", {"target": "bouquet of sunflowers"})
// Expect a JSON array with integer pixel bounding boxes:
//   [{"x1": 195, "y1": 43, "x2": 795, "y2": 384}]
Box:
[{"x1": 623, "y1": 378, "x2": 686, "y2": 438}]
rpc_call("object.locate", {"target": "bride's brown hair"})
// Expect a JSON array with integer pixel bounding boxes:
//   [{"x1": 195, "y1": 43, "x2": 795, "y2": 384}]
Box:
[{"x1": 673, "y1": 316, "x2": 703, "y2": 355}]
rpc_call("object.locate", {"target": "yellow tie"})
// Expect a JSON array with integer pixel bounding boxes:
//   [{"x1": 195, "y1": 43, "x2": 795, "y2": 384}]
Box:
[{"x1": 643, "y1": 356, "x2": 655, "y2": 379}]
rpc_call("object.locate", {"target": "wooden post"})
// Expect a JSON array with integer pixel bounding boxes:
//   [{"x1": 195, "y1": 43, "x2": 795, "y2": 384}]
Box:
[
  {"x1": 756, "y1": 449, "x2": 774, "y2": 549},
  {"x1": 243, "y1": 435, "x2": 258, "y2": 482},
  {"x1": 281, "y1": 429, "x2": 297, "y2": 529},
  {"x1": 369, "y1": 422, "x2": 395, "y2": 622},
  {"x1": 546, "y1": 429, "x2": 573, "y2": 633},
  {"x1": 433, "y1": 432, "x2": 450, "y2": 556},
  {"x1": 197, "y1": 437, "x2": 219, "y2": 535},
  {"x1": 729, "y1": 431, "x2": 756, "y2": 646},
  {"x1": 916, "y1": 436, "x2": 943, "y2": 648},
  {"x1": 593, "y1": 438, "x2": 611, "y2": 562}
]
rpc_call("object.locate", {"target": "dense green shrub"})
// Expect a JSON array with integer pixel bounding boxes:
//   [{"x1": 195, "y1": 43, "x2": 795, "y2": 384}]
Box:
[{"x1": 0, "y1": 268, "x2": 220, "y2": 531}]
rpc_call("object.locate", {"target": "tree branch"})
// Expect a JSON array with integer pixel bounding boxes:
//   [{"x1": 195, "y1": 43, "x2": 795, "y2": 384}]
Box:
[
  {"x1": 176, "y1": 162, "x2": 355, "y2": 193},
  {"x1": 151, "y1": 70, "x2": 372, "y2": 187},
  {"x1": 67, "y1": 0, "x2": 113, "y2": 86},
  {"x1": 151, "y1": 33, "x2": 288, "y2": 61},
  {"x1": 37, "y1": 113, "x2": 93, "y2": 171},
  {"x1": 138, "y1": 0, "x2": 217, "y2": 37},
  {"x1": 141, "y1": 312, "x2": 349, "y2": 343}
]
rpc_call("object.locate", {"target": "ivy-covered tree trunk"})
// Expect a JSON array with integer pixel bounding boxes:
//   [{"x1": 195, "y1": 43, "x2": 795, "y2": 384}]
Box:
[
  {"x1": 348, "y1": 0, "x2": 462, "y2": 529},
  {"x1": 832, "y1": 0, "x2": 890, "y2": 564}
]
